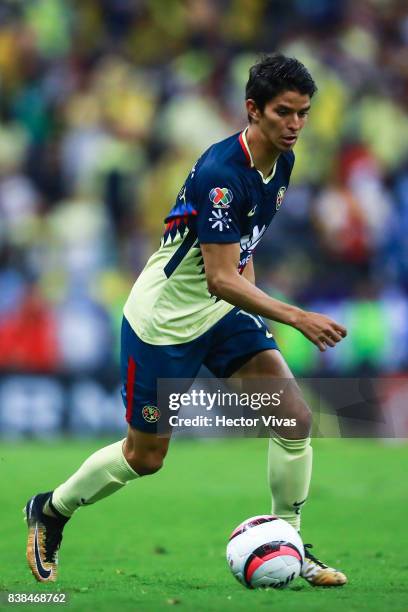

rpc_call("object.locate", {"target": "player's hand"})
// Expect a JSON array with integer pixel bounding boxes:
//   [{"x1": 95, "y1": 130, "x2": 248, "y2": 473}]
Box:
[{"x1": 293, "y1": 310, "x2": 347, "y2": 352}]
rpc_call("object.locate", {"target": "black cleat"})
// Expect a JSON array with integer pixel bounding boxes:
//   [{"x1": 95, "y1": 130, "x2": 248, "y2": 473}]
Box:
[{"x1": 24, "y1": 492, "x2": 69, "y2": 583}]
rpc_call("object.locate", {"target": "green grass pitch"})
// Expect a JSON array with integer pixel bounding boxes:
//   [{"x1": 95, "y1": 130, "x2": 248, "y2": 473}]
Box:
[{"x1": 1, "y1": 438, "x2": 407, "y2": 611}]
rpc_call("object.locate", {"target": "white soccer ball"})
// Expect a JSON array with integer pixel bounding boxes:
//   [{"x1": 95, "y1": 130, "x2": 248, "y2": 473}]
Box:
[{"x1": 226, "y1": 515, "x2": 304, "y2": 589}]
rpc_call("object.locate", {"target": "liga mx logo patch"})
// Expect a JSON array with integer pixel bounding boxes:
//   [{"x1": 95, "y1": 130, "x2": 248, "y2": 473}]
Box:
[
  {"x1": 142, "y1": 406, "x2": 161, "y2": 423},
  {"x1": 276, "y1": 186, "x2": 286, "y2": 210},
  {"x1": 209, "y1": 187, "x2": 233, "y2": 209}
]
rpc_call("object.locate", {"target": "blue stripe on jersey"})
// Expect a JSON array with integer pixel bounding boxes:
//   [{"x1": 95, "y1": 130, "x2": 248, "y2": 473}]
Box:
[{"x1": 163, "y1": 230, "x2": 197, "y2": 278}]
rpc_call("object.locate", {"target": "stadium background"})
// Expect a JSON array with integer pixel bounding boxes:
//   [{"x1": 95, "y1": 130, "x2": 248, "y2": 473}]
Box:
[
  {"x1": 0, "y1": 0, "x2": 408, "y2": 436},
  {"x1": 1, "y1": 2, "x2": 408, "y2": 611}
]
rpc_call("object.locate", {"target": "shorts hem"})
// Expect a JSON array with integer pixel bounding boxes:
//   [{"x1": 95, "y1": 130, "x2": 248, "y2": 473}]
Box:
[{"x1": 224, "y1": 345, "x2": 280, "y2": 378}]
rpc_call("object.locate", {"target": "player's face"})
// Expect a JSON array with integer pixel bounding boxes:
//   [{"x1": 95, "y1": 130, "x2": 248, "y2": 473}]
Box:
[{"x1": 250, "y1": 90, "x2": 311, "y2": 152}]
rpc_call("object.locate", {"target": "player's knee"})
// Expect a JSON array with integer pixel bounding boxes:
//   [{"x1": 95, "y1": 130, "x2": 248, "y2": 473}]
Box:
[
  {"x1": 124, "y1": 448, "x2": 165, "y2": 476},
  {"x1": 136, "y1": 455, "x2": 164, "y2": 476},
  {"x1": 291, "y1": 401, "x2": 312, "y2": 436}
]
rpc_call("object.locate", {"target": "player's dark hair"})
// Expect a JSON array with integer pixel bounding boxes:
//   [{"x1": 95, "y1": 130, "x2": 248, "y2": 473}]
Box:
[{"x1": 246, "y1": 53, "x2": 317, "y2": 120}]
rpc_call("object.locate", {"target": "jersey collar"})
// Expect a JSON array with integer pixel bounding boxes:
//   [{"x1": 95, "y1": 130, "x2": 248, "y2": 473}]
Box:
[{"x1": 239, "y1": 127, "x2": 277, "y2": 184}]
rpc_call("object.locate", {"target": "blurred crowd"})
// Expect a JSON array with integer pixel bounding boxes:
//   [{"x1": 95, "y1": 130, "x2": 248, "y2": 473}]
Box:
[{"x1": 1, "y1": 0, "x2": 408, "y2": 377}]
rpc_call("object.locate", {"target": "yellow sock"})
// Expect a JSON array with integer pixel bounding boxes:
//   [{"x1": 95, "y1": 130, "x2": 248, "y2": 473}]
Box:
[
  {"x1": 267, "y1": 434, "x2": 313, "y2": 531},
  {"x1": 51, "y1": 439, "x2": 139, "y2": 517}
]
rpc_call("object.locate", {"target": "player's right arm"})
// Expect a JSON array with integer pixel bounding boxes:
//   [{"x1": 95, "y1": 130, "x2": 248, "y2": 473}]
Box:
[
  {"x1": 193, "y1": 161, "x2": 346, "y2": 351},
  {"x1": 201, "y1": 242, "x2": 347, "y2": 352}
]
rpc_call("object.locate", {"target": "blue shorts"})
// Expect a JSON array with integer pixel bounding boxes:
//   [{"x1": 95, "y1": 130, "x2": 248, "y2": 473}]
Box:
[{"x1": 120, "y1": 307, "x2": 279, "y2": 433}]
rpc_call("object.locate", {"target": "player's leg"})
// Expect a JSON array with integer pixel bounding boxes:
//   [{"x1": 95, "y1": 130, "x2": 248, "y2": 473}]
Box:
[
  {"x1": 231, "y1": 349, "x2": 312, "y2": 529},
  {"x1": 25, "y1": 315, "x2": 208, "y2": 582},
  {"x1": 232, "y1": 349, "x2": 347, "y2": 586},
  {"x1": 25, "y1": 317, "x2": 167, "y2": 582},
  {"x1": 49, "y1": 427, "x2": 170, "y2": 517},
  {"x1": 25, "y1": 428, "x2": 170, "y2": 583},
  {"x1": 206, "y1": 308, "x2": 346, "y2": 586},
  {"x1": 123, "y1": 425, "x2": 170, "y2": 475},
  {"x1": 205, "y1": 308, "x2": 312, "y2": 527}
]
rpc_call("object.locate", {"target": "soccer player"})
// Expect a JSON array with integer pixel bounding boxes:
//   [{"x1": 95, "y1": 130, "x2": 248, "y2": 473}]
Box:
[{"x1": 25, "y1": 54, "x2": 347, "y2": 587}]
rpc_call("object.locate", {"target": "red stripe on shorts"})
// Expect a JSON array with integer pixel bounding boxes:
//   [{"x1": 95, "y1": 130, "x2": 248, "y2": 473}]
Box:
[{"x1": 126, "y1": 356, "x2": 136, "y2": 423}]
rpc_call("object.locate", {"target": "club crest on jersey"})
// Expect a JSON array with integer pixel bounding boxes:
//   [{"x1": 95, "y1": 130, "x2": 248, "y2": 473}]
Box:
[
  {"x1": 276, "y1": 186, "x2": 286, "y2": 210},
  {"x1": 209, "y1": 187, "x2": 233, "y2": 209},
  {"x1": 142, "y1": 406, "x2": 161, "y2": 423}
]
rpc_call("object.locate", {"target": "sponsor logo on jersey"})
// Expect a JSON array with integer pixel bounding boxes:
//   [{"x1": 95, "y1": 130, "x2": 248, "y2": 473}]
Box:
[
  {"x1": 238, "y1": 224, "x2": 267, "y2": 271},
  {"x1": 276, "y1": 186, "x2": 286, "y2": 210},
  {"x1": 240, "y1": 225, "x2": 266, "y2": 255},
  {"x1": 209, "y1": 187, "x2": 233, "y2": 209},
  {"x1": 142, "y1": 406, "x2": 161, "y2": 423},
  {"x1": 209, "y1": 209, "x2": 231, "y2": 231}
]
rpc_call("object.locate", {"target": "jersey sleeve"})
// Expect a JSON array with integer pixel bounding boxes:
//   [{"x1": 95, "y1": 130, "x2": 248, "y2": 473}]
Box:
[{"x1": 193, "y1": 164, "x2": 246, "y2": 244}]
